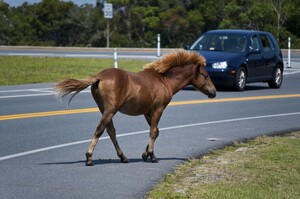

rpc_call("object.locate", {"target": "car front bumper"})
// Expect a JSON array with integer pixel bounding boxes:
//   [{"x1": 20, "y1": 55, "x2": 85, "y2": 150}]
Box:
[{"x1": 206, "y1": 67, "x2": 237, "y2": 87}]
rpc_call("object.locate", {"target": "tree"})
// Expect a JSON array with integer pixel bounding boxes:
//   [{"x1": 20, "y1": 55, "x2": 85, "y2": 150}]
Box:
[
  {"x1": 0, "y1": 1, "x2": 11, "y2": 45},
  {"x1": 268, "y1": 0, "x2": 290, "y2": 41},
  {"x1": 0, "y1": 0, "x2": 299, "y2": 48}
]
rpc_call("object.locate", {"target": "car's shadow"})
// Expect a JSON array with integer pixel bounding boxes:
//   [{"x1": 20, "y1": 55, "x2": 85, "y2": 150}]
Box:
[
  {"x1": 183, "y1": 85, "x2": 270, "y2": 92},
  {"x1": 217, "y1": 85, "x2": 270, "y2": 92}
]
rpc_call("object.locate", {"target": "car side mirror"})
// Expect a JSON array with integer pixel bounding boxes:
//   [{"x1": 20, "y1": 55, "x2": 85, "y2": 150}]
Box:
[{"x1": 184, "y1": 45, "x2": 190, "y2": 50}]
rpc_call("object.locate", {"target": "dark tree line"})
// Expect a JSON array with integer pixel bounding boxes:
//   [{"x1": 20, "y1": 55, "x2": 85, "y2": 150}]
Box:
[{"x1": 0, "y1": 0, "x2": 299, "y2": 48}]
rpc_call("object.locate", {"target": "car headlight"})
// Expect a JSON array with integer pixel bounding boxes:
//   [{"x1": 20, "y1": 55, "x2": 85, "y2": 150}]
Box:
[{"x1": 212, "y1": 61, "x2": 228, "y2": 69}]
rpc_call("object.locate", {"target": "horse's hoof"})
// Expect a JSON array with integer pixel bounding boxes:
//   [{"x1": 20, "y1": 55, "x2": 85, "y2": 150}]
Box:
[
  {"x1": 142, "y1": 153, "x2": 149, "y2": 162},
  {"x1": 85, "y1": 152, "x2": 93, "y2": 166},
  {"x1": 121, "y1": 157, "x2": 129, "y2": 163},
  {"x1": 86, "y1": 161, "x2": 94, "y2": 166},
  {"x1": 118, "y1": 154, "x2": 128, "y2": 163}
]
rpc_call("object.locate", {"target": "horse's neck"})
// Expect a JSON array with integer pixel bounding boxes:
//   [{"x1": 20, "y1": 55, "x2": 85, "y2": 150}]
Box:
[{"x1": 165, "y1": 65, "x2": 194, "y2": 94}]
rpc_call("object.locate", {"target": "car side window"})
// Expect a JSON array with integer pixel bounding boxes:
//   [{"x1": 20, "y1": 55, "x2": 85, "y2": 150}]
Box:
[
  {"x1": 266, "y1": 35, "x2": 276, "y2": 51},
  {"x1": 250, "y1": 36, "x2": 260, "y2": 51},
  {"x1": 259, "y1": 34, "x2": 275, "y2": 52}
]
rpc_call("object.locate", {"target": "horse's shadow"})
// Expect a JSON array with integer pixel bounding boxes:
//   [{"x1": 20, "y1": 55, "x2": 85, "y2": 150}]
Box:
[{"x1": 40, "y1": 157, "x2": 187, "y2": 166}]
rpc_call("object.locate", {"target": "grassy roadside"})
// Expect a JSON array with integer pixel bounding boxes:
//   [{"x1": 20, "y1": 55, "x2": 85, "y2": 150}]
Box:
[
  {"x1": 147, "y1": 132, "x2": 300, "y2": 199},
  {"x1": 0, "y1": 56, "x2": 148, "y2": 86}
]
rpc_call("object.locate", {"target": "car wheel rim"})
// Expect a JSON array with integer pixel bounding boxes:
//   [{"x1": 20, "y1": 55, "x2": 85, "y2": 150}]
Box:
[
  {"x1": 275, "y1": 68, "x2": 282, "y2": 85},
  {"x1": 238, "y1": 70, "x2": 246, "y2": 88}
]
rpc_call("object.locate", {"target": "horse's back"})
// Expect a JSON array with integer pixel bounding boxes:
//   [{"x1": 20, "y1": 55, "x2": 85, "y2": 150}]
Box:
[{"x1": 94, "y1": 68, "x2": 152, "y2": 115}]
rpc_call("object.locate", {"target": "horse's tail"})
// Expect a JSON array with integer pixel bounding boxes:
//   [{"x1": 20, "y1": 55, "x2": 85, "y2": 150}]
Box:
[{"x1": 54, "y1": 76, "x2": 99, "y2": 104}]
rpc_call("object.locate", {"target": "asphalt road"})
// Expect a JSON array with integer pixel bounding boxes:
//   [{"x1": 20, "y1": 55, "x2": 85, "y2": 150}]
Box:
[
  {"x1": 1, "y1": 66, "x2": 300, "y2": 198},
  {"x1": 0, "y1": 46, "x2": 163, "y2": 60},
  {"x1": 1, "y1": 46, "x2": 300, "y2": 62}
]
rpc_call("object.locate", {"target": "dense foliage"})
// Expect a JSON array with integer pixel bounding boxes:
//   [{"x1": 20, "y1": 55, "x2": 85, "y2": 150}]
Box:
[{"x1": 0, "y1": 0, "x2": 299, "y2": 48}]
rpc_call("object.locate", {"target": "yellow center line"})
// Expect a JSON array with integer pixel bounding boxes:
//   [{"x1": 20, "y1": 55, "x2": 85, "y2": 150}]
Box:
[
  {"x1": 169, "y1": 93, "x2": 300, "y2": 106},
  {"x1": 1, "y1": 94, "x2": 300, "y2": 121},
  {"x1": 0, "y1": 108, "x2": 99, "y2": 121}
]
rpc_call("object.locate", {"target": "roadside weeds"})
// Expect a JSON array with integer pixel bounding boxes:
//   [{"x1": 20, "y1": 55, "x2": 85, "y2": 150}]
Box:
[{"x1": 147, "y1": 131, "x2": 300, "y2": 199}]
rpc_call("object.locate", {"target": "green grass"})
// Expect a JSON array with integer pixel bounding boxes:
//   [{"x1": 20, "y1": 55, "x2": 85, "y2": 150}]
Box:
[
  {"x1": 0, "y1": 56, "x2": 149, "y2": 86},
  {"x1": 147, "y1": 132, "x2": 300, "y2": 199}
]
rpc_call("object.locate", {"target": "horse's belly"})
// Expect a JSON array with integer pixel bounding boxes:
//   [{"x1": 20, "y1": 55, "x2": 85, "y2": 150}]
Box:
[{"x1": 119, "y1": 98, "x2": 151, "y2": 116}]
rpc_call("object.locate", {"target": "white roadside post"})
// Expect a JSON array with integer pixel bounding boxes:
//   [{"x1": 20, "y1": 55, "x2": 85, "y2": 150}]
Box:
[
  {"x1": 157, "y1": 34, "x2": 161, "y2": 57},
  {"x1": 114, "y1": 48, "x2": 118, "y2": 68},
  {"x1": 287, "y1": 37, "x2": 291, "y2": 68}
]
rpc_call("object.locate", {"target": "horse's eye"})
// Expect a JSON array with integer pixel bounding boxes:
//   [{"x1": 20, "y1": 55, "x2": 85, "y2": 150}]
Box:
[{"x1": 201, "y1": 73, "x2": 208, "y2": 80}]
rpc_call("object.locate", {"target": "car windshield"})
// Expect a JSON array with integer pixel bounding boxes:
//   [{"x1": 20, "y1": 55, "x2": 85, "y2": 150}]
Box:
[{"x1": 190, "y1": 33, "x2": 247, "y2": 53}]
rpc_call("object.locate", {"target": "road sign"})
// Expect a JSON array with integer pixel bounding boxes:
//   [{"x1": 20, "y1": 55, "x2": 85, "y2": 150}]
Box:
[{"x1": 104, "y1": 3, "x2": 113, "y2": 19}]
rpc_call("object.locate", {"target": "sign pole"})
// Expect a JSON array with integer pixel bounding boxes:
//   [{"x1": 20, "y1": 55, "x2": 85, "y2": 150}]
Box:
[
  {"x1": 104, "y1": 3, "x2": 113, "y2": 48},
  {"x1": 107, "y1": 19, "x2": 110, "y2": 48}
]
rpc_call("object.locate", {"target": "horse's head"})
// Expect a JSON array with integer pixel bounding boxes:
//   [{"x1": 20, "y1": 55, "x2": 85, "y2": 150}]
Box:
[{"x1": 192, "y1": 63, "x2": 216, "y2": 99}]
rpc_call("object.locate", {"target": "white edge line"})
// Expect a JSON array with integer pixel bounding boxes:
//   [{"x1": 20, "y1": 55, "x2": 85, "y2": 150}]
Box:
[
  {"x1": 0, "y1": 111, "x2": 300, "y2": 162},
  {"x1": 0, "y1": 93, "x2": 54, "y2": 99},
  {"x1": 8, "y1": 53, "x2": 54, "y2": 56},
  {"x1": 284, "y1": 70, "x2": 300, "y2": 75},
  {"x1": 0, "y1": 88, "x2": 55, "y2": 93},
  {"x1": 0, "y1": 90, "x2": 90, "y2": 99}
]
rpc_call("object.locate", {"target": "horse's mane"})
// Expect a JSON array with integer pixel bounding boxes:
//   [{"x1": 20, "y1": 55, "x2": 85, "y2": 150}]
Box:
[{"x1": 143, "y1": 50, "x2": 206, "y2": 74}]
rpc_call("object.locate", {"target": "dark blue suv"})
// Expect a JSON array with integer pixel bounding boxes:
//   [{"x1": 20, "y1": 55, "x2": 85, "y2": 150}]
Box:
[{"x1": 187, "y1": 29, "x2": 284, "y2": 91}]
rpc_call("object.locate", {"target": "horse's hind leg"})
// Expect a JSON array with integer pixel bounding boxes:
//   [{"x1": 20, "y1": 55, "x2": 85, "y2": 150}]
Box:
[
  {"x1": 86, "y1": 112, "x2": 114, "y2": 166},
  {"x1": 106, "y1": 121, "x2": 128, "y2": 163}
]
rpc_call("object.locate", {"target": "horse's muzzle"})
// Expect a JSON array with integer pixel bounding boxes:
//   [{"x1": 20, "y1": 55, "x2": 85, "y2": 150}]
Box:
[{"x1": 207, "y1": 89, "x2": 217, "y2": 99}]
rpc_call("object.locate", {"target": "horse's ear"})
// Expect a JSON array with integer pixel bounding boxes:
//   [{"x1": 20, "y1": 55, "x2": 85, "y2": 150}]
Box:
[{"x1": 194, "y1": 63, "x2": 201, "y2": 80}]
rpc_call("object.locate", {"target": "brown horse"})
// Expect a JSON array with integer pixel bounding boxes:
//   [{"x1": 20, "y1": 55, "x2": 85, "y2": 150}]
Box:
[{"x1": 55, "y1": 50, "x2": 216, "y2": 166}]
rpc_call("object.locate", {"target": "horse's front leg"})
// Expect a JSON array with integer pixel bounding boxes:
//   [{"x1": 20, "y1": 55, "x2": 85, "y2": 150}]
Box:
[
  {"x1": 143, "y1": 127, "x2": 159, "y2": 163},
  {"x1": 142, "y1": 111, "x2": 162, "y2": 163}
]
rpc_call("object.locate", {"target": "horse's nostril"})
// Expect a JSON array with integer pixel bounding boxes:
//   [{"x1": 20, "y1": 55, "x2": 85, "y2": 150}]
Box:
[{"x1": 209, "y1": 90, "x2": 216, "y2": 98}]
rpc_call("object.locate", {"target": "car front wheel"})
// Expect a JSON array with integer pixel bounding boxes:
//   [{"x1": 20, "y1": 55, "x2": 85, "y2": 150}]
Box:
[
  {"x1": 268, "y1": 65, "x2": 283, "y2": 88},
  {"x1": 234, "y1": 67, "x2": 246, "y2": 91}
]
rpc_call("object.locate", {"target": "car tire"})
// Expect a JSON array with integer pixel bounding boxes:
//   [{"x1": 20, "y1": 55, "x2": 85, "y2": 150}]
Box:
[
  {"x1": 268, "y1": 65, "x2": 283, "y2": 88},
  {"x1": 234, "y1": 67, "x2": 246, "y2": 91}
]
